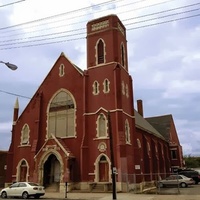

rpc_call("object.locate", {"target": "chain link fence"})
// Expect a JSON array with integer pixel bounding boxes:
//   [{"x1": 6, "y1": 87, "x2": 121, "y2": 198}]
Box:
[{"x1": 121, "y1": 173, "x2": 187, "y2": 194}]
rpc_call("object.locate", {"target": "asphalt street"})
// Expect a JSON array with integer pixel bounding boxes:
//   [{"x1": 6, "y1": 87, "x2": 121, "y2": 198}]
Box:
[{"x1": 43, "y1": 185, "x2": 200, "y2": 200}]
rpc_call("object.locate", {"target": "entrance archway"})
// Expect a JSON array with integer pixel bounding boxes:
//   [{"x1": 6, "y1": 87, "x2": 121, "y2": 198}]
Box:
[
  {"x1": 99, "y1": 155, "x2": 109, "y2": 182},
  {"x1": 43, "y1": 154, "x2": 61, "y2": 187},
  {"x1": 19, "y1": 160, "x2": 27, "y2": 182}
]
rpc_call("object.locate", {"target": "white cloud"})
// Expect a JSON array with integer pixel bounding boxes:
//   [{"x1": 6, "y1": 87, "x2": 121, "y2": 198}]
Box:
[
  {"x1": 163, "y1": 80, "x2": 200, "y2": 99},
  {"x1": 0, "y1": 122, "x2": 12, "y2": 131}
]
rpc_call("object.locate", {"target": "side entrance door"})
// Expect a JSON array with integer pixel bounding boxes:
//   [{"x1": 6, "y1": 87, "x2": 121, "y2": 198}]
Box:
[{"x1": 99, "y1": 156, "x2": 109, "y2": 182}]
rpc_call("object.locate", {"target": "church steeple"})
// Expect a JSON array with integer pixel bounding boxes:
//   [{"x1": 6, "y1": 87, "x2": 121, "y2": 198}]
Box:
[
  {"x1": 13, "y1": 98, "x2": 19, "y2": 125},
  {"x1": 86, "y1": 14, "x2": 128, "y2": 71}
]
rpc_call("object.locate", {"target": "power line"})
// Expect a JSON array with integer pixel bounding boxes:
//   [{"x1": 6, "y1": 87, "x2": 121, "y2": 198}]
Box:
[
  {"x1": 0, "y1": 0, "x2": 199, "y2": 50},
  {"x1": 0, "y1": 0, "x2": 119, "y2": 31},
  {"x1": 0, "y1": 89, "x2": 31, "y2": 99},
  {"x1": 1, "y1": 1, "x2": 196, "y2": 48},
  {"x1": 0, "y1": 6, "x2": 199, "y2": 48},
  {"x1": 0, "y1": 0, "x2": 175, "y2": 35},
  {"x1": 124, "y1": 2, "x2": 200, "y2": 22},
  {"x1": 1, "y1": 12, "x2": 199, "y2": 50},
  {"x1": 0, "y1": 36, "x2": 85, "y2": 50},
  {"x1": 0, "y1": 0, "x2": 187, "y2": 42},
  {"x1": 0, "y1": 0, "x2": 26, "y2": 8},
  {"x1": 127, "y1": 13, "x2": 200, "y2": 30},
  {"x1": 1, "y1": 3, "x2": 199, "y2": 44},
  {"x1": 0, "y1": 28, "x2": 85, "y2": 43},
  {"x1": 0, "y1": 31, "x2": 86, "y2": 46},
  {"x1": 126, "y1": 7, "x2": 200, "y2": 26}
]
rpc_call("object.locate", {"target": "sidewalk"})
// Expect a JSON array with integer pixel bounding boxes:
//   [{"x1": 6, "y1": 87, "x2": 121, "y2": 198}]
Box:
[{"x1": 43, "y1": 192, "x2": 200, "y2": 200}]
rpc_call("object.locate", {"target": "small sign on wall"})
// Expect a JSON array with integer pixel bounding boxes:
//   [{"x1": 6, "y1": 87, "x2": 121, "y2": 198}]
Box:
[{"x1": 135, "y1": 165, "x2": 140, "y2": 170}]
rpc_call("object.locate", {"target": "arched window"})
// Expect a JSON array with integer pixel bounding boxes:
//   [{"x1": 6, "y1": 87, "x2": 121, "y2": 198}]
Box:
[
  {"x1": 97, "y1": 39, "x2": 105, "y2": 64},
  {"x1": 125, "y1": 119, "x2": 130, "y2": 144},
  {"x1": 93, "y1": 81, "x2": 100, "y2": 95},
  {"x1": 137, "y1": 138, "x2": 141, "y2": 148},
  {"x1": 103, "y1": 79, "x2": 110, "y2": 93},
  {"x1": 121, "y1": 43, "x2": 125, "y2": 67},
  {"x1": 147, "y1": 142, "x2": 151, "y2": 155},
  {"x1": 125, "y1": 84, "x2": 129, "y2": 98},
  {"x1": 21, "y1": 124, "x2": 30, "y2": 145},
  {"x1": 121, "y1": 81, "x2": 125, "y2": 95},
  {"x1": 97, "y1": 113, "x2": 107, "y2": 138},
  {"x1": 59, "y1": 64, "x2": 65, "y2": 77},
  {"x1": 48, "y1": 91, "x2": 75, "y2": 138}
]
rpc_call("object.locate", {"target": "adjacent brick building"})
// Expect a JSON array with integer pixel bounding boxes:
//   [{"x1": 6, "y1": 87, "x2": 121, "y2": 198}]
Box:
[{"x1": 0, "y1": 151, "x2": 7, "y2": 188}]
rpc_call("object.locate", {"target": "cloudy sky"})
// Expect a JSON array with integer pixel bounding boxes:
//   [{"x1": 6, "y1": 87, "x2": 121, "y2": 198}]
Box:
[{"x1": 0, "y1": 0, "x2": 199, "y2": 156}]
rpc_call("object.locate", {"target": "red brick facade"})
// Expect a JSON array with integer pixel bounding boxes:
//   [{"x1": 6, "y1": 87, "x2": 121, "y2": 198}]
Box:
[{"x1": 5, "y1": 14, "x2": 183, "y2": 192}]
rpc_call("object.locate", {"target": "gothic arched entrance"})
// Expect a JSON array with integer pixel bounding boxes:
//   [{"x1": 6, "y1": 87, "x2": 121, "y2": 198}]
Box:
[
  {"x1": 19, "y1": 160, "x2": 27, "y2": 182},
  {"x1": 99, "y1": 155, "x2": 109, "y2": 182},
  {"x1": 43, "y1": 154, "x2": 61, "y2": 187}
]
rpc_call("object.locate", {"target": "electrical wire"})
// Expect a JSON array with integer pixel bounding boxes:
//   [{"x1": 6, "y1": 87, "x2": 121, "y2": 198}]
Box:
[
  {"x1": 0, "y1": 3, "x2": 199, "y2": 44},
  {"x1": 0, "y1": 9, "x2": 199, "y2": 48},
  {"x1": 0, "y1": 0, "x2": 119, "y2": 31},
  {"x1": 0, "y1": 89, "x2": 31, "y2": 99},
  {"x1": 0, "y1": 0, "x2": 191, "y2": 42},
  {"x1": 127, "y1": 13, "x2": 200, "y2": 30},
  {"x1": 0, "y1": 8, "x2": 200, "y2": 46},
  {"x1": 0, "y1": 0, "x2": 199, "y2": 50},
  {"x1": 0, "y1": 0, "x2": 26, "y2": 8},
  {"x1": 0, "y1": 0, "x2": 175, "y2": 35}
]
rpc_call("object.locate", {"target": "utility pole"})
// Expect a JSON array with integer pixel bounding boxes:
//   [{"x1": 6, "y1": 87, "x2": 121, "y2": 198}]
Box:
[{"x1": 107, "y1": 111, "x2": 117, "y2": 200}]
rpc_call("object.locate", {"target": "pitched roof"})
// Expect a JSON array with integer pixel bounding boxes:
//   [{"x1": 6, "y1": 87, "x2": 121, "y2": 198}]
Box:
[
  {"x1": 145, "y1": 114, "x2": 172, "y2": 141},
  {"x1": 134, "y1": 110, "x2": 166, "y2": 140},
  {"x1": 60, "y1": 52, "x2": 84, "y2": 75},
  {"x1": 34, "y1": 134, "x2": 74, "y2": 159}
]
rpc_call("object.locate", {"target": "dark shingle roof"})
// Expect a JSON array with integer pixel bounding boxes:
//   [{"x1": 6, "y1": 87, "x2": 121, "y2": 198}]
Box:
[
  {"x1": 134, "y1": 110, "x2": 166, "y2": 140},
  {"x1": 145, "y1": 115, "x2": 172, "y2": 141}
]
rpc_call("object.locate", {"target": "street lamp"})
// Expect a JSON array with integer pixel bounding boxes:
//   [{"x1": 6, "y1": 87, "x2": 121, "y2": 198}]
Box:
[{"x1": 0, "y1": 61, "x2": 18, "y2": 70}]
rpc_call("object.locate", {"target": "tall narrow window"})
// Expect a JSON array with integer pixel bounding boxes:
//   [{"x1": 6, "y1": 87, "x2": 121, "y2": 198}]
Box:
[
  {"x1": 97, "y1": 39, "x2": 104, "y2": 64},
  {"x1": 48, "y1": 91, "x2": 75, "y2": 138},
  {"x1": 125, "y1": 84, "x2": 129, "y2": 98},
  {"x1": 137, "y1": 138, "x2": 141, "y2": 148},
  {"x1": 103, "y1": 79, "x2": 110, "y2": 93},
  {"x1": 59, "y1": 64, "x2": 65, "y2": 77},
  {"x1": 121, "y1": 81, "x2": 125, "y2": 95},
  {"x1": 97, "y1": 113, "x2": 107, "y2": 138},
  {"x1": 93, "y1": 81, "x2": 100, "y2": 95},
  {"x1": 171, "y1": 150, "x2": 177, "y2": 159},
  {"x1": 21, "y1": 124, "x2": 30, "y2": 145},
  {"x1": 125, "y1": 119, "x2": 130, "y2": 144},
  {"x1": 121, "y1": 43, "x2": 125, "y2": 67}
]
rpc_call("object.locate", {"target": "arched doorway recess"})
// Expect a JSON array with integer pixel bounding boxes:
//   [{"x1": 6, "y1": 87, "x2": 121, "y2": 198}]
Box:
[{"x1": 43, "y1": 154, "x2": 61, "y2": 188}]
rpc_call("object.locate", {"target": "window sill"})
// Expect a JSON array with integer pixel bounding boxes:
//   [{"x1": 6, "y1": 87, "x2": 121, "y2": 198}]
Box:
[
  {"x1": 93, "y1": 137, "x2": 109, "y2": 140},
  {"x1": 18, "y1": 144, "x2": 31, "y2": 148}
]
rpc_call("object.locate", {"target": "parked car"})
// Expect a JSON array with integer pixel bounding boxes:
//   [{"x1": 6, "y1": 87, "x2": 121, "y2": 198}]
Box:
[
  {"x1": 0, "y1": 182, "x2": 45, "y2": 199},
  {"x1": 158, "y1": 174, "x2": 194, "y2": 188},
  {"x1": 177, "y1": 169, "x2": 200, "y2": 184}
]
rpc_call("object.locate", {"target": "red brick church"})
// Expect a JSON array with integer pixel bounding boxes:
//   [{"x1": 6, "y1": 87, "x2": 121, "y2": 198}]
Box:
[{"x1": 5, "y1": 14, "x2": 184, "y2": 193}]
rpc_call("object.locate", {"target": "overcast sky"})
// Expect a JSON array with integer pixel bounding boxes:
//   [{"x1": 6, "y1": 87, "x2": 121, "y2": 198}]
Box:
[{"x1": 0, "y1": 0, "x2": 199, "y2": 156}]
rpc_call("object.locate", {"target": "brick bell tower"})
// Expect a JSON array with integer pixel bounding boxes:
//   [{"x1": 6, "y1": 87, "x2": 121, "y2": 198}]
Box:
[
  {"x1": 83, "y1": 14, "x2": 136, "y2": 187},
  {"x1": 86, "y1": 14, "x2": 128, "y2": 71}
]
